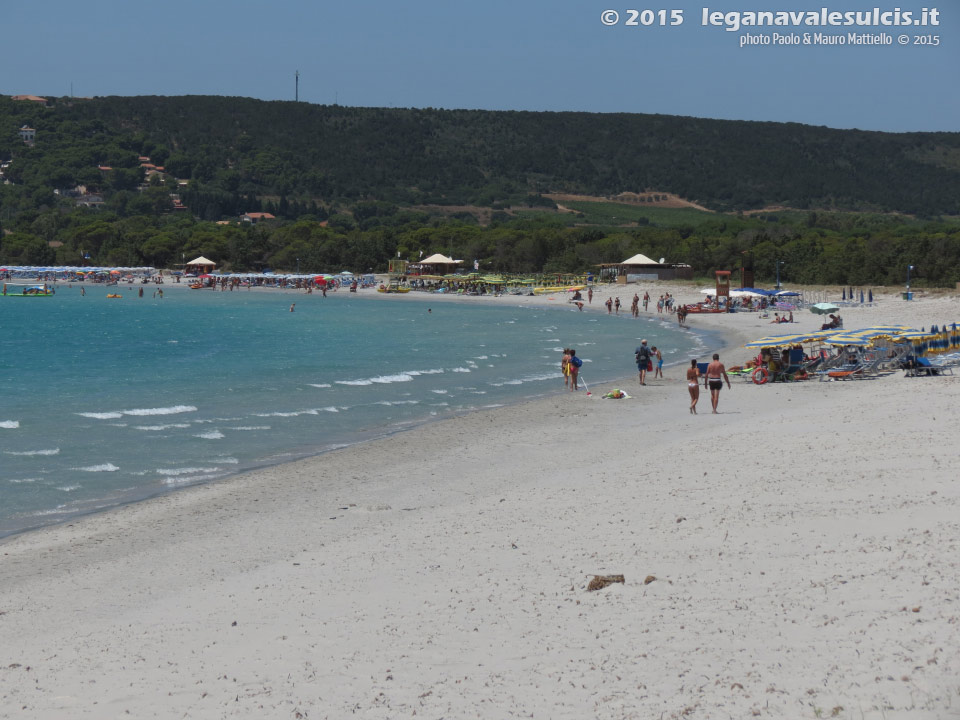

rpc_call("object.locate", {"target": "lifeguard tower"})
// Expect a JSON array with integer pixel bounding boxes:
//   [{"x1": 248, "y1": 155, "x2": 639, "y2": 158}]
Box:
[{"x1": 715, "y1": 270, "x2": 731, "y2": 308}]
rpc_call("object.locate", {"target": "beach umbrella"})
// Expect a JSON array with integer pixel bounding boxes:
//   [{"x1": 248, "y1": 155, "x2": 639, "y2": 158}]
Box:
[
  {"x1": 868, "y1": 289, "x2": 873, "y2": 302},
  {"x1": 842, "y1": 288, "x2": 846, "y2": 300},
  {"x1": 860, "y1": 290, "x2": 865, "y2": 303},
  {"x1": 745, "y1": 333, "x2": 813, "y2": 348},
  {"x1": 810, "y1": 303, "x2": 840, "y2": 314}
]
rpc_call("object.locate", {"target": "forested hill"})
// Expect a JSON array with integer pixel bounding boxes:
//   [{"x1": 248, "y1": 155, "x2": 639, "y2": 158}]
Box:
[{"x1": 3, "y1": 94, "x2": 960, "y2": 216}]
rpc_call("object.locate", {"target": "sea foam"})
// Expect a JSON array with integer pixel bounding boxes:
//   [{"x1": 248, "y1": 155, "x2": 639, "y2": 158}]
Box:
[
  {"x1": 123, "y1": 405, "x2": 198, "y2": 417},
  {"x1": 0, "y1": 420, "x2": 20, "y2": 429},
  {"x1": 157, "y1": 467, "x2": 221, "y2": 476},
  {"x1": 253, "y1": 409, "x2": 319, "y2": 417},
  {"x1": 77, "y1": 406, "x2": 198, "y2": 420},
  {"x1": 5, "y1": 448, "x2": 60, "y2": 456},
  {"x1": 133, "y1": 423, "x2": 191, "y2": 431},
  {"x1": 74, "y1": 463, "x2": 119, "y2": 472}
]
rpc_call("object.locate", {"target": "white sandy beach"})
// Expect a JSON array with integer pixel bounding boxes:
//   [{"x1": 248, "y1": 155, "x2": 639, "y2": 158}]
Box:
[{"x1": 2, "y1": 282, "x2": 959, "y2": 719}]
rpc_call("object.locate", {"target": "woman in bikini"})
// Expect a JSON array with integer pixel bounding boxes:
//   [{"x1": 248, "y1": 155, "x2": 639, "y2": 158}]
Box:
[{"x1": 686, "y1": 359, "x2": 700, "y2": 414}]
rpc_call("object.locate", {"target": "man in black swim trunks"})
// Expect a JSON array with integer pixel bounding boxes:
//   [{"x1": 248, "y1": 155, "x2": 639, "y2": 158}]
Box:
[{"x1": 704, "y1": 353, "x2": 731, "y2": 414}]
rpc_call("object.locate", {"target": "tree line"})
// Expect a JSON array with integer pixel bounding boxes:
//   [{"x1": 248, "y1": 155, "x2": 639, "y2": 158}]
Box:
[{"x1": 2, "y1": 205, "x2": 958, "y2": 288}]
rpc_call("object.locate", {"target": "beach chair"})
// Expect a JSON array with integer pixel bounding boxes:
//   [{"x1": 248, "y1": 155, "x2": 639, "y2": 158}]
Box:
[
  {"x1": 911, "y1": 357, "x2": 955, "y2": 377},
  {"x1": 818, "y1": 358, "x2": 864, "y2": 381},
  {"x1": 773, "y1": 348, "x2": 806, "y2": 381}
]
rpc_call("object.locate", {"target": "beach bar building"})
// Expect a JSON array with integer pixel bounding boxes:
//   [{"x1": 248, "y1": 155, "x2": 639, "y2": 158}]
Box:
[
  {"x1": 185, "y1": 256, "x2": 217, "y2": 275},
  {"x1": 410, "y1": 253, "x2": 462, "y2": 276},
  {"x1": 599, "y1": 253, "x2": 694, "y2": 283}
]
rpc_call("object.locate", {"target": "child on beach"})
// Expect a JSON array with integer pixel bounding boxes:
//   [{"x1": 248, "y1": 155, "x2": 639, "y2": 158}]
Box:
[{"x1": 561, "y1": 349, "x2": 571, "y2": 387}]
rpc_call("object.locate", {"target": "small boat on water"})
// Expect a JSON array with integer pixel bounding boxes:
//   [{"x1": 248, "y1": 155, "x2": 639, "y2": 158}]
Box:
[{"x1": 1, "y1": 283, "x2": 54, "y2": 297}]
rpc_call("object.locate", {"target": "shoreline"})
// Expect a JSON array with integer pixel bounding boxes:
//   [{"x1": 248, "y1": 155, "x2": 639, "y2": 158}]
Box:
[
  {"x1": 0, "y1": 284, "x2": 717, "y2": 542},
  {"x1": 1, "y1": 284, "x2": 958, "y2": 718}
]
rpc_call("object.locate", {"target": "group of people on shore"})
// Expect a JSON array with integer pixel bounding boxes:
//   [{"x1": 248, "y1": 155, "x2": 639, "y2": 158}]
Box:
[
  {"x1": 600, "y1": 291, "x2": 693, "y2": 330},
  {"x1": 563, "y1": 336, "x2": 732, "y2": 412},
  {"x1": 638, "y1": 342, "x2": 730, "y2": 414}
]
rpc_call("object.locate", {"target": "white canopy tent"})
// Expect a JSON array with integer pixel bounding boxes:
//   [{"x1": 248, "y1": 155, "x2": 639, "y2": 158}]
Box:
[
  {"x1": 185, "y1": 256, "x2": 217, "y2": 268},
  {"x1": 621, "y1": 253, "x2": 661, "y2": 266},
  {"x1": 419, "y1": 254, "x2": 462, "y2": 265}
]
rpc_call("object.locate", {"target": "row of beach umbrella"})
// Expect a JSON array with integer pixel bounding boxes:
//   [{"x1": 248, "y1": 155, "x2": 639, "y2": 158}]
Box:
[
  {"x1": 745, "y1": 324, "x2": 960, "y2": 357},
  {"x1": 841, "y1": 288, "x2": 874, "y2": 303}
]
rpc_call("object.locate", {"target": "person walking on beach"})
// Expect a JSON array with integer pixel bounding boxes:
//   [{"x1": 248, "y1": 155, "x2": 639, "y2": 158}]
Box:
[
  {"x1": 561, "y1": 348, "x2": 571, "y2": 388},
  {"x1": 568, "y1": 349, "x2": 581, "y2": 391},
  {"x1": 643, "y1": 291, "x2": 649, "y2": 312},
  {"x1": 652, "y1": 346, "x2": 663, "y2": 378},
  {"x1": 704, "y1": 353, "x2": 731, "y2": 414},
  {"x1": 614, "y1": 297, "x2": 621, "y2": 315},
  {"x1": 687, "y1": 359, "x2": 700, "y2": 414},
  {"x1": 588, "y1": 287, "x2": 593, "y2": 304},
  {"x1": 605, "y1": 297, "x2": 613, "y2": 314},
  {"x1": 632, "y1": 293, "x2": 640, "y2": 317},
  {"x1": 635, "y1": 339, "x2": 652, "y2": 385}
]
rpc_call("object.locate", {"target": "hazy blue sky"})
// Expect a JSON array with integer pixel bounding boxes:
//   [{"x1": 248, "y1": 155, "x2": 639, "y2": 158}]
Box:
[{"x1": 2, "y1": 0, "x2": 955, "y2": 132}]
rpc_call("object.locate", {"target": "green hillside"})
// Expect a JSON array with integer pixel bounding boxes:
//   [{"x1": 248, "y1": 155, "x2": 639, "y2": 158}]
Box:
[
  {"x1": 3, "y1": 94, "x2": 960, "y2": 217},
  {"x1": 1, "y1": 94, "x2": 959, "y2": 285}
]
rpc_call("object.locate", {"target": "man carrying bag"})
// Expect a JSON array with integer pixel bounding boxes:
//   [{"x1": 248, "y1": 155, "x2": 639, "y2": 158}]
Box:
[{"x1": 635, "y1": 339, "x2": 652, "y2": 386}]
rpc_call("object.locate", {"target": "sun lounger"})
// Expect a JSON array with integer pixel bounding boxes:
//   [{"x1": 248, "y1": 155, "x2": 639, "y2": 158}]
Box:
[
  {"x1": 908, "y1": 357, "x2": 955, "y2": 377},
  {"x1": 818, "y1": 362, "x2": 863, "y2": 381}
]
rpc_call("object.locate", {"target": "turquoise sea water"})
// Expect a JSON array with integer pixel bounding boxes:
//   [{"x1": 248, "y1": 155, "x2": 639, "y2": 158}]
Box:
[{"x1": 0, "y1": 286, "x2": 707, "y2": 537}]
